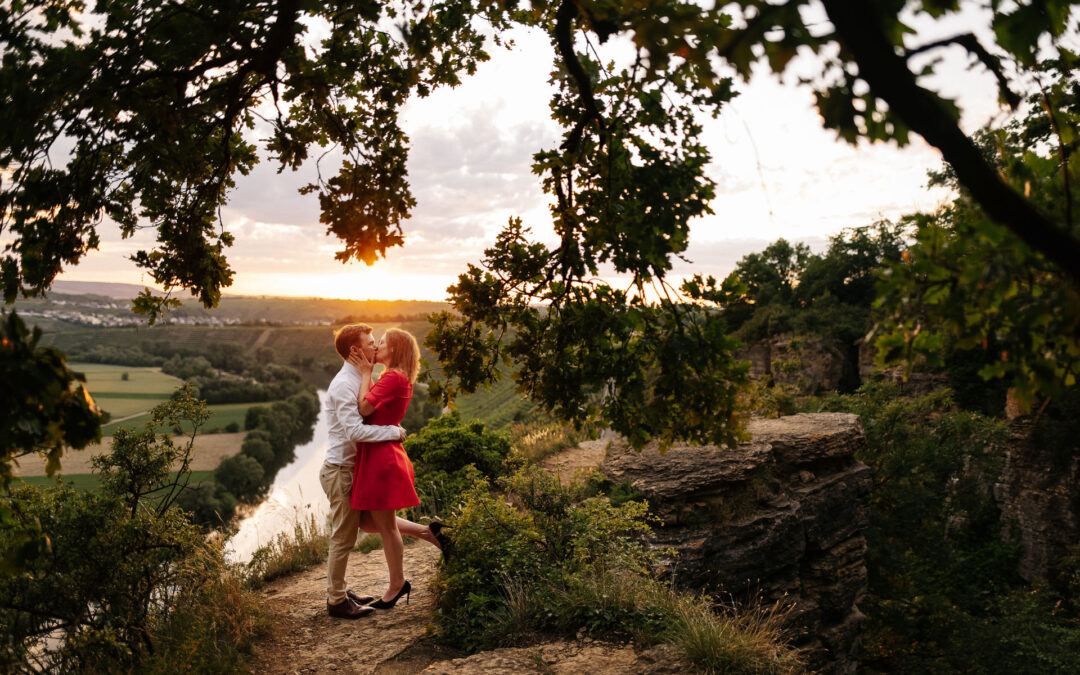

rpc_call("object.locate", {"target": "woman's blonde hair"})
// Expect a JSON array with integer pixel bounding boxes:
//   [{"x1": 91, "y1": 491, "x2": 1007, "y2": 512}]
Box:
[{"x1": 383, "y1": 328, "x2": 420, "y2": 382}]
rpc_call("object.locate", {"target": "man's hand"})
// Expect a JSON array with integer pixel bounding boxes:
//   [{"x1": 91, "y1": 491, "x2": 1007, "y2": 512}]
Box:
[
  {"x1": 397, "y1": 426, "x2": 407, "y2": 442},
  {"x1": 347, "y1": 346, "x2": 374, "y2": 377}
]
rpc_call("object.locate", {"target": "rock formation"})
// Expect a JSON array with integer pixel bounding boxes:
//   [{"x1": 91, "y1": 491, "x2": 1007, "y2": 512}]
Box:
[
  {"x1": 994, "y1": 418, "x2": 1080, "y2": 583},
  {"x1": 602, "y1": 413, "x2": 871, "y2": 674},
  {"x1": 737, "y1": 336, "x2": 846, "y2": 394}
]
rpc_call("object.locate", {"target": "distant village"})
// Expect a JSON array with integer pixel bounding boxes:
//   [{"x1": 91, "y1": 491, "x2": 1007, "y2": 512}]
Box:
[{"x1": 17, "y1": 306, "x2": 244, "y2": 327}]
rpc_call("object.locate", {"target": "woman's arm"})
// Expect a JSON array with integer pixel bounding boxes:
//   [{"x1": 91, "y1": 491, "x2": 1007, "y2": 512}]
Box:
[{"x1": 358, "y1": 378, "x2": 375, "y2": 417}]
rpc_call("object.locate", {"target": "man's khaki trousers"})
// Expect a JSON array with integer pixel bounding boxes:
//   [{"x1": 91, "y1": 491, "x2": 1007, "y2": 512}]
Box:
[{"x1": 319, "y1": 461, "x2": 360, "y2": 604}]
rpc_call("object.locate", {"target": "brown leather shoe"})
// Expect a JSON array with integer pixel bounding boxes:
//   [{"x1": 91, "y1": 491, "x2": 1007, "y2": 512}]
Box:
[
  {"x1": 347, "y1": 589, "x2": 375, "y2": 606},
  {"x1": 327, "y1": 597, "x2": 374, "y2": 619}
]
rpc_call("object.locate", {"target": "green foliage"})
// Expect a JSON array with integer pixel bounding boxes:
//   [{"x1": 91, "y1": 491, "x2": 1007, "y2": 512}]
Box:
[
  {"x1": 404, "y1": 413, "x2": 512, "y2": 518},
  {"x1": 821, "y1": 382, "x2": 1080, "y2": 672},
  {"x1": 407, "y1": 413, "x2": 511, "y2": 477},
  {"x1": 161, "y1": 354, "x2": 215, "y2": 380},
  {"x1": 0, "y1": 0, "x2": 506, "y2": 315},
  {"x1": 241, "y1": 436, "x2": 274, "y2": 468},
  {"x1": 1, "y1": 310, "x2": 105, "y2": 570},
  {"x1": 432, "y1": 464, "x2": 801, "y2": 673},
  {"x1": 427, "y1": 0, "x2": 751, "y2": 448},
  {"x1": 874, "y1": 62, "x2": 1080, "y2": 410},
  {"x1": 432, "y1": 464, "x2": 662, "y2": 651},
  {"x1": 727, "y1": 222, "x2": 906, "y2": 348},
  {"x1": 214, "y1": 454, "x2": 265, "y2": 503},
  {"x1": 401, "y1": 387, "x2": 442, "y2": 430},
  {"x1": 1, "y1": 311, "x2": 103, "y2": 486},
  {"x1": 174, "y1": 482, "x2": 237, "y2": 530},
  {"x1": 6, "y1": 0, "x2": 1075, "y2": 454},
  {"x1": 0, "y1": 392, "x2": 264, "y2": 672}
]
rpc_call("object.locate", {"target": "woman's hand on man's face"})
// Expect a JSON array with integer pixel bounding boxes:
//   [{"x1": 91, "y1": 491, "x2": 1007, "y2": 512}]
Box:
[{"x1": 347, "y1": 347, "x2": 373, "y2": 376}]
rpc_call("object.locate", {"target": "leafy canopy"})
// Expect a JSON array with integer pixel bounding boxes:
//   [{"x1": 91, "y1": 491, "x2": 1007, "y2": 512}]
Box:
[{"x1": 3, "y1": 1, "x2": 1080, "y2": 446}]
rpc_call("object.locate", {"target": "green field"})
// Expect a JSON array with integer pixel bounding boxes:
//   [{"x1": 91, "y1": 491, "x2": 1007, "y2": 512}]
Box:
[
  {"x1": 455, "y1": 374, "x2": 536, "y2": 430},
  {"x1": 71, "y1": 362, "x2": 183, "y2": 419},
  {"x1": 102, "y1": 401, "x2": 265, "y2": 435},
  {"x1": 14, "y1": 470, "x2": 214, "y2": 493}
]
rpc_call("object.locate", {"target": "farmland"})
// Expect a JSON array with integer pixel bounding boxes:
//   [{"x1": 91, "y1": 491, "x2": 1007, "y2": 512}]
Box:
[{"x1": 72, "y1": 362, "x2": 181, "y2": 419}]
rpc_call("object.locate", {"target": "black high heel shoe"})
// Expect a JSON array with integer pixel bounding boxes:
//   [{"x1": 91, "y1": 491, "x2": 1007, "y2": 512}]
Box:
[
  {"x1": 428, "y1": 521, "x2": 451, "y2": 560},
  {"x1": 370, "y1": 580, "x2": 410, "y2": 609}
]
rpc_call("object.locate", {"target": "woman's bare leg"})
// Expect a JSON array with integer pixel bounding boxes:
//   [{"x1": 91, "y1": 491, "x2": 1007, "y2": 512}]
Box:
[
  {"x1": 371, "y1": 510, "x2": 406, "y2": 601},
  {"x1": 395, "y1": 517, "x2": 440, "y2": 548}
]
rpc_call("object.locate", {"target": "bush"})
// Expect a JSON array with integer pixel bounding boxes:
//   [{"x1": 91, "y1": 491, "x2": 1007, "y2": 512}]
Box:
[
  {"x1": 0, "y1": 392, "x2": 265, "y2": 672},
  {"x1": 175, "y1": 481, "x2": 238, "y2": 529},
  {"x1": 432, "y1": 465, "x2": 802, "y2": 673},
  {"x1": 820, "y1": 381, "x2": 1080, "y2": 672},
  {"x1": 225, "y1": 421, "x2": 241, "y2": 433},
  {"x1": 404, "y1": 413, "x2": 513, "y2": 517},
  {"x1": 407, "y1": 413, "x2": 511, "y2": 477},
  {"x1": 245, "y1": 406, "x2": 270, "y2": 431}
]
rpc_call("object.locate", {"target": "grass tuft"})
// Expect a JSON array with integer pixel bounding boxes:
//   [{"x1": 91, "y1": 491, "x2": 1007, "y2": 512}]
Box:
[
  {"x1": 509, "y1": 418, "x2": 583, "y2": 464},
  {"x1": 244, "y1": 514, "x2": 330, "y2": 588}
]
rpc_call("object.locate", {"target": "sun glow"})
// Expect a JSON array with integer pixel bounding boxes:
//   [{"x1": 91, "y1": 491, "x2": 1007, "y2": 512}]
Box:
[{"x1": 225, "y1": 268, "x2": 456, "y2": 302}]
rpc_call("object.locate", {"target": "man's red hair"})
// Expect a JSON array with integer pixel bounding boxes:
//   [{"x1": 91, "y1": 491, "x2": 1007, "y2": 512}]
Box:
[{"x1": 333, "y1": 323, "x2": 373, "y2": 360}]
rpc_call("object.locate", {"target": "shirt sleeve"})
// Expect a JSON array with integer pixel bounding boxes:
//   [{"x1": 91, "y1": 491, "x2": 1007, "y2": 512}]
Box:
[
  {"x1": 364, "y1": 370, "x2": 403, "y2": 411},
  {"x1": 331, "y1": 380, "x2": 400, "y2": 443}
]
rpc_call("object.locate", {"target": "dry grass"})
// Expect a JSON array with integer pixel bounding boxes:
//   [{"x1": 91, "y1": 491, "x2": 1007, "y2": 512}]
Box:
[
  {"x1": 510, "y1": 418, "x2": 583, "y2": 464},
  {"x1": 244, "y1": 514, "x2": 330, "y2": 588}
]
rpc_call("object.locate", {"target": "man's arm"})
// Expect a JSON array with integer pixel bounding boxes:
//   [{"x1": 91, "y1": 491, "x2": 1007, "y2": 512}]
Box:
[{"x1": 330, "y1": 381, "x2": 403, "y2": 443}]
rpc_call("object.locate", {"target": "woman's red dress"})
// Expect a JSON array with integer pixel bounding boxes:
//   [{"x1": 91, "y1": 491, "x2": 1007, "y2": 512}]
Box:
[{"x1": 351, "y1": 369, "x2": 420, "y2": 513}]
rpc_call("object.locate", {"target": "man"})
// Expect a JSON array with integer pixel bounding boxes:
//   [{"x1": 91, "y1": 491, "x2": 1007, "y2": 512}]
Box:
[{"x1": 319, "y1": 323, "x2": 407, "y2": 619}]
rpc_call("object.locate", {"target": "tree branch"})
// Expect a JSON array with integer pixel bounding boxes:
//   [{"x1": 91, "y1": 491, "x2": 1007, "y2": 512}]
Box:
[
  {"x1": 904, "y1": 33, "x2": 1020, "y2": 109},
  {"x1": 822, "y1": 0, "x2": 1080, "y2": 283}
]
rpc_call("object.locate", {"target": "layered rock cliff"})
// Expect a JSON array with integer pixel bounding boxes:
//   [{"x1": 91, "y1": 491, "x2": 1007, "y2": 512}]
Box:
[
  {"x1": 994, "y1": 418, "x2": 1080, "y2": 583},
  {"x1": 602, "y1": 413, "x2": 871, "y2": 674}
]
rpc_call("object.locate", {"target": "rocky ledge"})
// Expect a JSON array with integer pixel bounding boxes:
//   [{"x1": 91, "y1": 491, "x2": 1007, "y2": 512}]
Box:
[{"x1": 603, "y1": 413, "x2": 871, "y2": 674}]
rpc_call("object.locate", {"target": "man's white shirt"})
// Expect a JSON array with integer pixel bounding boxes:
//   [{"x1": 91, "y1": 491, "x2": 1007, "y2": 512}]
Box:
[{"x1": 324, "y1": 362, "x2": 400, "y2": 467}]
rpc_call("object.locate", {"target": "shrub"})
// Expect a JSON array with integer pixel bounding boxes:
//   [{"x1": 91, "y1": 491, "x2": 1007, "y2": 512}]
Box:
[
  {"x1": 407, "y1": 413, "x2": 511, "y2": 476},
  {"x1": 0, "y1": 392, "x2": 265, "y2": 672},
  {"x1": 245, "y1": 405, "x2": 270, "y2": 431},
  {"x1": 404, "y1": 413, "x2": 513, "y2": 517},
  {"x1": 175, "y1": 481, "x2": 238, "y2": 529},
  {"x1": 432, "y1": 465, "x2": 802, "y2": 673},
  {"x1": 819, "y1": 381, "x2": 1080, "y2": 672},
  {"x1": 225, "y1": 421, "x2": 241, "y2": 433}
]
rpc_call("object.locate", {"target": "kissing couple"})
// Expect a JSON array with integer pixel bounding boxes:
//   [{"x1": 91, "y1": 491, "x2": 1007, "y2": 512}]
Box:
[{"x1": 318, "y1": 323, "x2": 447, "y2": 619}]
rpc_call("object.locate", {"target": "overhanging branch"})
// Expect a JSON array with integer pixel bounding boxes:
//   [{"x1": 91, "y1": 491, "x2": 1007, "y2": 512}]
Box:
[{"x1": 822, "y1": 0, "x2": 1080, "y2": 283}]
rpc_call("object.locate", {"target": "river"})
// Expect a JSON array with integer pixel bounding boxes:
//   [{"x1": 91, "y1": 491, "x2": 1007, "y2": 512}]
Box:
[{"x1": 225, "y1": 390, "x2": 332, "y2": 563}]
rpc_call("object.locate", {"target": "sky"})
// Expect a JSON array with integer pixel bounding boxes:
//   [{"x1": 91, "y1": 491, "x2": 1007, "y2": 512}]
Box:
[{"x1": 55, "y1": 5, "x2": 1017, "y2": 304}]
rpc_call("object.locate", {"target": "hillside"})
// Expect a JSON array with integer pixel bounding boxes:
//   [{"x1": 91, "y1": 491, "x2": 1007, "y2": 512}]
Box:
[{"x1": 12, "y1": 280, "x2": 449, "y2": 328}]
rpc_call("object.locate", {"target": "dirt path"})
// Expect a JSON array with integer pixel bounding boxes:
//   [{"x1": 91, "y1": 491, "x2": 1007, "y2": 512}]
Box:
[
  {"x1": 250, "y1": 542, "x2": 456, "y2": 674},
  {"x1": 252, "y1": 328, "x2": 274, "y2": 351},
  {"x1": 539, "y1": 436, "x2": 611, "y2": 484},
  {"x1": 249, "y1": 437, "x2": 625, "y2": 674}
]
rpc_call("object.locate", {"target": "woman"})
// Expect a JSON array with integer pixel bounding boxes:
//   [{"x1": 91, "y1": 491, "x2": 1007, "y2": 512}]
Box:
[{"x1": 348, "y1": 328, "x2": 433, "y2": 609}]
